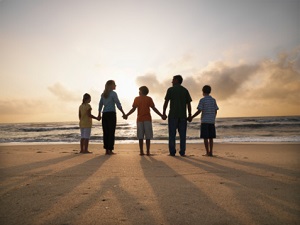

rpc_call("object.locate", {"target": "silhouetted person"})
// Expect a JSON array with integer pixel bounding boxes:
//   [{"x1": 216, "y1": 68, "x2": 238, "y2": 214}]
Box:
[
  {"x1": 163, "y1": 75, "x2": 192, "y2": 156},
  {"x1": 98, "y1": 80, "x2": 126, "y2": 155},
  {"x1": 125, "y1": 86, "x2": 166, "y2": 155},
  {"x1": 79, "y1": 93, "x2": 98, "y2": 153},
  {"x1": 190, "y1": 85, "x2": 219, "y2": 156}
]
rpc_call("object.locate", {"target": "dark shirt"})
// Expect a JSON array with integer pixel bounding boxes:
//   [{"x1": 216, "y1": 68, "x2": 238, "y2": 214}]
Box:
[{"x1": 165, "y1": 84, "x2": 192, "y2": 118}]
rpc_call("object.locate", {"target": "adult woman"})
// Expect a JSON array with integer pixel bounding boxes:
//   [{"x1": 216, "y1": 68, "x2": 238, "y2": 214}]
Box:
[{"x1": 98, "y1": 80, "x2": 126, "y2": 155}]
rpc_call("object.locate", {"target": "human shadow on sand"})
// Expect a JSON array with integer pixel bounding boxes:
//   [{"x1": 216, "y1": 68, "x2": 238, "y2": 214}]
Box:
[
  {"x1": 139, "y1": 156, "x2": 239, "y2": 225},
  {"x1": 218, "y1": 156, "x2": 299, "y2": 177},
  {"x1": 0, "y1": 155, "x2": 109, "y2": 225},
  {"x1": 176, "y1": 156, "x2": 300, "y2": 225},
  {"x1": 1, "y1": 154, "x2": 77, "y2": 177},
  {"x1": 31, "y1": 167, "x2": 158, "y2": 224},
  {"x1": 0, "y1": 154, "x2": 78, "y2": 194}
]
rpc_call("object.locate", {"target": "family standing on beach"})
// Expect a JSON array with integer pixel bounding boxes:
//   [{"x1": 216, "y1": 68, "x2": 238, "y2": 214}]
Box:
[{"x1": 78, "y1": 75, "x2": 219, "y2": 157}]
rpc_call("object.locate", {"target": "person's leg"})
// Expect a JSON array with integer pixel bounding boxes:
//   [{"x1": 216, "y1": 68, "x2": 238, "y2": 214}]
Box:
[
  {"x1": 204, "y1": 138, "x2": 209, "y2": 155},
  {"x1": 84, "y1": 138, "x2": 91, "y2": 153},
  {"x1": 80, "y1": 128, "x2": 84, "y2": 153},
  {"x1": 146, "y1": 139, "x2": 150, "y2": 155},
  {"x1": 80, "y1": 138, "x2": 84, "y2": 153},
  {"x1": 102, "y1": 113, "x2": 109, "y2": 153},
  {"x1": 107, "y1": 112, "x2": 116, "y2": 154},
  {"x1": 82, "y1": 128, "x2": 92, "y2": 153},
  {"x1": 168, "y1": 118, "x2": 177, "y2": 155},
  {"x1": 139, "y1": 139, "x2": 144, "y2": 155},
  {"x1": 137, "y1": 122, "x2": 144, "y2": 155},
  {"x1": 208, "y1": 124, "x2": 216, "y2": 156},
  {"x1": 201, "y1": 124, "x2": 211, "y2": 156},
  {"x1": 209, "y1": 138, "x2": 213, "y2": 156},
  {"x1": 143, "y1": 121, "x2": 152, "y2": 156},
  {"x1": 178, "y1": 118, "x2": 187, "y2": 156}
]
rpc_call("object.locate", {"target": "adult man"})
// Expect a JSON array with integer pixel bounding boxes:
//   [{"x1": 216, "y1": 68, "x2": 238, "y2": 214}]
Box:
[{"x1": 163, "y1": 75, "x2": 192, "y2": 156}]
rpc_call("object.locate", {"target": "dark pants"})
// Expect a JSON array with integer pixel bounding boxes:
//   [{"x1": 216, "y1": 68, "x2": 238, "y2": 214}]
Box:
[
  {"x1": 102, "y1": 112, "x2": 116, "y2": 151},
  {"x1": 168, "y1": 117, "x2": 187, "y2": 156}
]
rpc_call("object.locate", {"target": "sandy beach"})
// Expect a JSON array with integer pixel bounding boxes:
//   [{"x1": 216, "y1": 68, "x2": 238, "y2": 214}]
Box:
[{"x1": 0, "y1": 143, "x2": 299, "y2": 225}]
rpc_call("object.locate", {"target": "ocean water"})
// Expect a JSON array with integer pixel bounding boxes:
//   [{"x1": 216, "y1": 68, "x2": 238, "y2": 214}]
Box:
[{"x1": 0, "y1": 116, "x2": 299, "y2": 144}]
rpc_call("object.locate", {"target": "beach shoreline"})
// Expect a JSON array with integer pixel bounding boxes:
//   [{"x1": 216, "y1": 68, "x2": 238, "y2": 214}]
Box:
[
  {"x1": 1, "y1": 141, "x2": 300, "y2": 147},
  {"x1": 1, "y1": 116, "x2": 300, "y2": 144},
  {"x1": 1, "y1": 143, "x2": 299, "y2": 225}
]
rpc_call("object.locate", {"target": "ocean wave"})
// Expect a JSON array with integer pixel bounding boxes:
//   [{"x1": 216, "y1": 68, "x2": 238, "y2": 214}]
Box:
[
  {"x1": 217, "y1": 123, "x2": 300, "y2": 129},
  {"x1": 186, "y1": 122, "x2": 300, "y2": 131},
  {"x1": 20, "y1": 126, "x2": 79, "y2": 132},
  {"x1": 1, "y1": 116, "x2": 300, "y2": 144}
]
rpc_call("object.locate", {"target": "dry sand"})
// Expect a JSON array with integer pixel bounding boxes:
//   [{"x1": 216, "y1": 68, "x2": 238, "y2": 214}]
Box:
[{"x1": 0, "y1": 143, "x2": 299, "y2": 225}]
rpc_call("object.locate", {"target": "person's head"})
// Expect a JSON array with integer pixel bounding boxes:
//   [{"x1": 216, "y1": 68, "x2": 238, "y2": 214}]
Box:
[
  {"x1": 103, "y1": 80, "x2": 116, "y2": 98},
  {"x1": 82, "y1": 93, "x2": 91, "y2": 104},
  {"x1": 172, "y1": 75, "x2": 183, "y2": 86},
  {"x1": 105, "y1": 80, "x2": 116, "y2": 90},
  {"x1": 202, "y1": 85, "x2": 211, "y2": 95},
  {"x1": 139, "y1": 86, "x2": 149, "y2": 96}
]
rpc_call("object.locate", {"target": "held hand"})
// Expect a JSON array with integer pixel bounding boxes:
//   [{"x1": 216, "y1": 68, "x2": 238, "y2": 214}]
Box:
[
  {"x1": 161, "y1": 114, "x2": 167, "y2": 120},
  {"x1": 97, "y1": 116, "x2": 102, "y2": 121},
  {"x1": 187, "y1": 116, "x2": 193, "y2": 122},
  {"x1": 122, "y1": 114, "x2": 128, "y2": 120}
]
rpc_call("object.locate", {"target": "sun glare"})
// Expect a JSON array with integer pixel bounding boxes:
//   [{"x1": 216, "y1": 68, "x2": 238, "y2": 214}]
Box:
[{"x1": 115, "y1": 78, "x2": 139, "y2": 102}]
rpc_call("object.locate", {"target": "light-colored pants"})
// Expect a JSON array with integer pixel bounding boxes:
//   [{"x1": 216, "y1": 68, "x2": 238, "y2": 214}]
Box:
[{"x1": 137, "y1": 121, "x2": 153, "y2": 139}]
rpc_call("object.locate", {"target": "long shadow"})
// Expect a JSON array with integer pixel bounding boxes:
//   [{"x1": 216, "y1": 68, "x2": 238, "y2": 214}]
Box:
[
  {"x1": 187, "y1": 156, "x2": 300, "y2": 191},
  {"x1": 1, "y1": 154, "x2": 77, "y2": 178},
  {"x1": 177, "y1": 156, "x2": 300, "y2": 224},
  {"x1": 218, "y1": 156, "x2": 300, "y2": 176},
  {"x1": 44, "y1": 176, "x2": 159, "y2": 225},
  {"x1": 0, "y1": 154, "x2": 78, "y2": 194},
  {"x1": 140, "y1": 156, "x2": 239, "y2": 225},
  {"x1": 0, "y1": 155, "x2": 109, "y2": 225}
]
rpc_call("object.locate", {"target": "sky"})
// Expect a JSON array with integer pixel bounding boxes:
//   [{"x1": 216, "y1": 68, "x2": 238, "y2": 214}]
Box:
[{"x1": 0, "y1": 0, "x2": 299, "y2": 123}]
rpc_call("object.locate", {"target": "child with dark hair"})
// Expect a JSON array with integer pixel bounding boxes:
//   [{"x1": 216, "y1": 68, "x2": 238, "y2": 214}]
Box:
[
  {"x1": 79, "y1": 93, "x2": 98, "y2": 153},
  {"x1": 189, "y1": 85, "x2": 219, "y2": 156},
  {"x1": 124, "y1": 86, "x2": 166, "y2": 155}
]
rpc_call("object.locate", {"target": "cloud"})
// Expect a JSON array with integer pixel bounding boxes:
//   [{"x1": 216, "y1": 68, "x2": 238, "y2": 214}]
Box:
[
  {"x1": 0, "y1": 99, "x2": 43, "y2": 115},
  {"x1": 135, "y1": 47, "x2": 300, "y2": 116},
  {"x1": 135, "y1": 73, "x2": 169, "y2": 96},
  {"x1": 0, "y1": 96, "x2": 81, "y2": 123},
  {"x1": 0, "y1": 83, "x2": 100, "y2": 123},
  {"x1": 252, "y1": 51, "x2": 300, "y2": 104},
  {"x1": 48, "y1": 82, "x2": 78, "y2": 102},
  {"x1": 186, "y1": 62, "x2": 260, "y2": 100},
  {"x1": 0, "y1": 98, "x2": 59, "y2": 123},
  {"x1": 135, "y1": 63, "x2": 260, "y2": 101}
]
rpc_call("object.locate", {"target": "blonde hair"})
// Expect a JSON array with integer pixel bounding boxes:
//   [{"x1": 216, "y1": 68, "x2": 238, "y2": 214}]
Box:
[{"x1": 102, "y1": 80, "x2": 115, "y2": 98}]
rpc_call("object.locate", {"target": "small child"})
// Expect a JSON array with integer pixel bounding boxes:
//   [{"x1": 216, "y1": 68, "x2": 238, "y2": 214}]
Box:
[
  {"x1": 79, "y1": 93, "x2": 98, "y2": 154},
  {"x1": 124, "y1": 86, "x2": 167, "y2": 155},
  {"x1": 190, "y1": 85, "x2": 219, "y2": 156}
]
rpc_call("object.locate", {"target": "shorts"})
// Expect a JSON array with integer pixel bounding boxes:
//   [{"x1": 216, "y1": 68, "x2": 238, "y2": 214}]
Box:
[
  {"x1": 137, "y1": 121, "x2": 153, "y2": 140},
  {"x1": 80, "y1": 128, "x2": 91, "y2": 139},
  {"x1": 200, "y1": 123, "x2": 216, "y2": 139}
]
